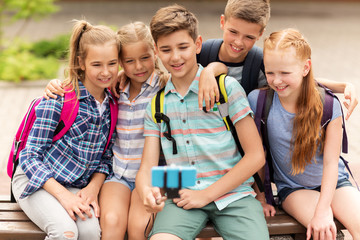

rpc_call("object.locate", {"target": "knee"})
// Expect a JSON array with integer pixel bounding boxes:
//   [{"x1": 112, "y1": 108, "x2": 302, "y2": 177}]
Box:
[{"x1": 101, "y1": 211, "x2": 125, "y2": 229}]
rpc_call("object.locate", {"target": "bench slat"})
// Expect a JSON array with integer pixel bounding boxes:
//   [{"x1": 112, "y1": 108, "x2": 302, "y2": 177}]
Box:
[
  {"x1": 0, "y1": 221, "x2": 46, "y2": 240},
  {"x1": 0, "y1": 211, "x2": 30, "y2": 221},
  {"x1": 0, "y1": 203, "x2": 22, "y2": 211}
]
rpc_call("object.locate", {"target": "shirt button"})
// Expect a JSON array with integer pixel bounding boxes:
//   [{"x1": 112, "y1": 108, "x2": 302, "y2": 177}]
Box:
[
  {"x1": 197, "y1": 180, "x2": 201, "y2": 184},
  {"x1": 191, "y1": 161, "x2": 195, "y2": 165},
  {"x1": 86, "y1": 164, "x2": 89, "y2": 168},
  {"x1": 90, "y1": 144, "x2": 94, "y2": 148},
  {"x1": 182, "y1": 119, "x2": 186, "y2": 123},
  {"x1": 180, "y1": 99, "x2": 184, "y2": 103},
  {"x1": 186, "y1": 140, "x2": 190, "y2": 144}
]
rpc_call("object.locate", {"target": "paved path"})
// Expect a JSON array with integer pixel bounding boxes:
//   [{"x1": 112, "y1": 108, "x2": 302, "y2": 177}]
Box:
[{"x1": 1, "y1": 1, "x2": 359, "y2": 238}]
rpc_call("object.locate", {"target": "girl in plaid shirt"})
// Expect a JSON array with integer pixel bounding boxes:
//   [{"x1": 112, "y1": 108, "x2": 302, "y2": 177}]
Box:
[{"x1": 11, "y1": 20, "x2": 119, "y2": 240}]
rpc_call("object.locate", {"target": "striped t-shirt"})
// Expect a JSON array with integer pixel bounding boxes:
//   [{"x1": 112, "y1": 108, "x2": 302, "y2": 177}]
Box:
[
  {"x1": 112, "y1": 72, "x2": 160, "y2": 182},
  {"x1": 144, "y1": 65, "x2": 256, "y2": 210}
]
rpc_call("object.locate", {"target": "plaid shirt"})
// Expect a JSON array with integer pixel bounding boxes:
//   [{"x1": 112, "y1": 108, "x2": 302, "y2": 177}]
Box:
[{"x1": 19, "y1": 82, "x2": 115, "y2": 198}]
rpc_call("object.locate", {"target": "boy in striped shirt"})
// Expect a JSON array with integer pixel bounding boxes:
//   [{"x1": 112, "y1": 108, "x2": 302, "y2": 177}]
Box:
[{"x1": 136, "y1": 4, "x2": 269, "y2": 240}]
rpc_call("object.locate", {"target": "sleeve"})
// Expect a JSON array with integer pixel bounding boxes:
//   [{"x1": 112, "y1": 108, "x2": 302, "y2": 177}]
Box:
[
  {"x1": 225, "y1": 76, "x2": 254, "y2": 125},
  {"x1": 247, "y1": 89, "x2": 260, "y2": 114},
  {"x1": 143, "y1": 98, "x2": 161, "y2": 138},
  {"x1": 331, "y1": 96, "x2": 343, "y2": 121},
  {"x1": 19, "y1": 97, "x2": 63, "y2": 198}
]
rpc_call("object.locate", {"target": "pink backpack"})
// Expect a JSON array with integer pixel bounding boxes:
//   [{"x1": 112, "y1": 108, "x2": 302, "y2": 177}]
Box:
[{"x1": 7, "y1": 90, "x2": 118, "y2": 178}]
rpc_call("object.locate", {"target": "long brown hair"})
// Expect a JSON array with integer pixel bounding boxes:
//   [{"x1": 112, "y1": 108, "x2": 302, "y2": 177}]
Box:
[
  {"x1": 117, "y1": 21, "x2": 168, "y2": 87},
  {"x1": 264, "y1": 28, "x2": 324, "y2": 175},
  {"x1": 63, "y1": 20, "x2": 120, "y2": 95}
]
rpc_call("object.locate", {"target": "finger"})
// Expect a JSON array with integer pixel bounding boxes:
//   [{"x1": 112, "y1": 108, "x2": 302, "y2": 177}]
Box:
[
  {"x1": 306, "y1": 225, "x2": 312, "y2": 240},
  {"x1": 43, "y1": 92, "x2": 50, "y2": 100},
  {"x1": 198, "y1": 91, "x2": 204, "y2": 110},
  {"x1": 319, "y1": 229, "x2": 325, "y2": 240},
  {"x1": 155, "y1": 196, "x2": 167, "y2": 205},
  {"x1": 270, "y1": 207, "x2": 276, "y2": 217},
  {"x1": 83, "y1": 205, "x2": 93, "y2": 219},
  {"x1": 75, "y1": 208, "x2": 87, "y2": 221},
  {"x1": 215, "y1": 87, "x2": 220, "y2": 103},
  {"x1": 209, "y1": 91, "x2": 215, "y2": 110},
  {"x1": 329, "y1": 224, "x2": 337, "y2": 240},
  {"x1": 67, "y1": 210, "x2": 77, "y2": 221},
  {"x1": 91, "y1": 201, "x2": 100, "y2": 218}
]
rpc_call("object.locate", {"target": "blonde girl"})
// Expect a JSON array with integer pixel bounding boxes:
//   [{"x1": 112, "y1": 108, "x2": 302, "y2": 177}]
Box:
[
  {"x1": 248, "y1": 28, "x2": 360, "y2": 240},
  {"x1": 97, "y1": 21, "x2": 169, "y2": 240},
  {"x1": 11, "y1": 20, "x2": 119, "y2": 240}
]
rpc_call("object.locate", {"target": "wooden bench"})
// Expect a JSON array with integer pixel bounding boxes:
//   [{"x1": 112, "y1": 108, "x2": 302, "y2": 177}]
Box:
[{"x1": 0, "y1": 201, "x2": 345, "y2": 240}]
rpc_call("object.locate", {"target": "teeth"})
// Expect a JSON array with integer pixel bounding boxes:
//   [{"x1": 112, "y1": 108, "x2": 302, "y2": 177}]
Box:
[{"x1": 277, "y1": 86, "x2": 286, "y2": 90}]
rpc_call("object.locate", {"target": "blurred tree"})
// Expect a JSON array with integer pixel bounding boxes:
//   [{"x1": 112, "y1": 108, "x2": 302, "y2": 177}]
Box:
[{"x1": 0, "y1": 0, "x2": 59, "y2": 49}]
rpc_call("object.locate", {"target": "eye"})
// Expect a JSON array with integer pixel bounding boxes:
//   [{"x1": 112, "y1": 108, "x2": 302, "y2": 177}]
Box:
[
  {"x1": 265, "y1": 71, "x2": 274, "y2": 75},
  {"x1": 229, "y1": 29, "x2": 237, "y2": 34},
  {"x1": 125, "y1": 60, "x2": 133, "y2": 64},
  {"x1": 142, "y1": 56, "x2": 150, "y2": 60},
  {"x1": 246, "y1": 35, "x2": 256, "y2": 40}
]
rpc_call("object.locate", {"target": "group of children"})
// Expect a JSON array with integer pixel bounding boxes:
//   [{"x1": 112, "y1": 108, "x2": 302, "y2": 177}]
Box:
[{"x1": 12, "y1": 0, "x2": 360, "y2": 239}]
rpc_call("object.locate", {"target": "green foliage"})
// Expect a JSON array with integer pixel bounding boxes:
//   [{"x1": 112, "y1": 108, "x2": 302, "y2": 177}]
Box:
[
  {"x1": 0, "y1": 37, "x2": 67, "y2": 82},
  {"x1": 31, "y1": 34, "x2": 69, "y2": 59},
  {"x1": 2, "y1": 0, "x2": 59, "y2": 22}
]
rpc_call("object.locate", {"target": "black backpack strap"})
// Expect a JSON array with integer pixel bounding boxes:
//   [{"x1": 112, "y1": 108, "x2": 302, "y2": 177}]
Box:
[
  {"x1": 152, "y1": 87, "x2": 177, "y2": 155},
  {"x1": 254, "y1": 88, "x2": 276, "y2": 205},
  {"x1": 216, "y1": 75, "x2": 264, "y2": 192},
  {"x1": 197, "y1": 39, "x2": 223, "y2": 67},
  {"x1": 242, "y1": 46, "x2": 264, "y2": 95}
]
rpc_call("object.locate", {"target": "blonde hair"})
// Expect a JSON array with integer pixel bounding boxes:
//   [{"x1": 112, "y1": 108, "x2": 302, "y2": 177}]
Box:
[
  {"x1": 264, "y1": 28, "x2": 324, "y2": 175},
  {"x1": 117, "y1": 21, "x2": 168, "y2": 87},
  {"x1": 150, "y1": 4, "x2": 198, "y2": 44},
  {"x1": 63, "y1": 20, "x2": 120, "y2": 95},
  {"x1": 224, "y1": 0, "x2": 270, "y2": 32}
]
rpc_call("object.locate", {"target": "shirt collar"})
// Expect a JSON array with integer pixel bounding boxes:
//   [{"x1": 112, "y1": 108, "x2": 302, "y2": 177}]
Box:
[
  {"x1": 120, "y1": 72, "x2": 158, "y2": 96},
  {"x1": 77, "y1": 80, "x2": 116, "y2": 104},
  {"x1": 164, "y1": 64, "x2": 203, "y2": 96}
]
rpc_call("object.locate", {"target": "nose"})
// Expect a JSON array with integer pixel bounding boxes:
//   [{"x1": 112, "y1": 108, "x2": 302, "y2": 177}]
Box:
[
  {"x1": 234, "y1": 37, "x2": 244, "y2": 47},
  {"x1": 272, "y1": 74, "x2": 282, "y2": 85},
  {"x1": 101, "y1": 66, "x2": 110, "y2": 76},
  {"x1": 170, "y1": 49, "x2": 180, "y2": 62},
  {"x1": 135, "y1": 60, "x2": 143, "y2": 70}
]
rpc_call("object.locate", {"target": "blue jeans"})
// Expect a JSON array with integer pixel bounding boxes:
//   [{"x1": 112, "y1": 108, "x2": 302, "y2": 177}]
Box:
[{"x1": 12, "y1": 167, "x2": 101, "y2": 240}]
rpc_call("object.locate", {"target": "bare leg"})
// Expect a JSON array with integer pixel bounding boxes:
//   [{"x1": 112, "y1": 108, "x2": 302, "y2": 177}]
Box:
[
  {"x1": 331, "y1": 186, "x2": 360, "y2": 240},
  {"x1": 128, "y1": 188, "x2": 153, "y2": 240},
  {"x1": 99, "y1": 182, "x2": 131, "y2": 240}
]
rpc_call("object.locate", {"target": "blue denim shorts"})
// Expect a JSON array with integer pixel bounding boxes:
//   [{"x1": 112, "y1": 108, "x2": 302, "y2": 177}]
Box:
[
  {"x1": 278, "y1": 178, "x2": 353, "y2": 204},
  {"x1": 104, "y1": 175, "x2": 135, "y2": 191}
]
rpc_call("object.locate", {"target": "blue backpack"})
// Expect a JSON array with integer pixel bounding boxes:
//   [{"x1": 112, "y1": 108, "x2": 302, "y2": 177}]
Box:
[
  {"x1": 197, "y1": 39, "x2": 264, "y2": 95},
  {"x1": 254, "y1": 84, "x2": 359, "y2": 205}
]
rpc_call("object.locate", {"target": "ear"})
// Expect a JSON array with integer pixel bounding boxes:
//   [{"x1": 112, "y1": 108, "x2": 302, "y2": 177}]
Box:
[
  {"x1": 78, "y1": 56, "x2": 85, "y2": 71},
  {"x1": 195, "y1": 35, "x2": 202, "y2": 54},
  {"x1": 220, "y1": 14, "x2": 226, "y2": 30},
  {"x1": 303, "y1": 59, "x2": 311, "y2": 77}
]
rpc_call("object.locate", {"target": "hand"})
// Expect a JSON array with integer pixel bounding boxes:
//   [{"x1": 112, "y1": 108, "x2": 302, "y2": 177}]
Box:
[
  {"x1": 143, "y1": 187, "x2": 167, "y2": 213},
  {"x1": 58, "y1": 190, "x2": 93, "y2": 221},
  {"x1": 306, "y1": 208, "x2": 336, "y2": 240},
  {"x1": 76, "y1": 186, "x2": 100, "y2": 218},
  {"x1": 255, "y1": 193, "x2": 276, "y2": 216},
  {"x1": 111, "y1": 70, "x2": 128, "y2": 98},
  {"x1": 198, "y1": 68, "x2": 220, "y2": 112},
  {"x1": 172, "y1": 189, "x2": 210, "y2": 210},
  {"x1": 43, "y1": 79, "x2": 64, "y2": 100},
  {"x1": 343, "y1": 82, "x2": 358, "y2": 120}
]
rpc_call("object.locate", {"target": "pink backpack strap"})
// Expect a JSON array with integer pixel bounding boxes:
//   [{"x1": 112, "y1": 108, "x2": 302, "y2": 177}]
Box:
[
  {"x1": 53, "y1": 90, "x2": 79, "y2": 141},
  {"x1": 7, "y1": 97, "x2": 42, "y2": 177},
  {"x1": 104, "y1": 97, "x2": 118, "y2": 153}
]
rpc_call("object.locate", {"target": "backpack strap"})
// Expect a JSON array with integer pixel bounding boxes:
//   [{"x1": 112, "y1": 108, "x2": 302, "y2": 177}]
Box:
[
  {"x1": 197, "y1": 39, "x2": 223, "y2": 67},
  {"x1": 242, "y1": 46, "x2": 264, "y2": 95},
  {"x1": 104, "y1": 96, "x2": 118, "y2": 153},
  {"x1": 216, "y1": 74, "x2": 264, "y2": 192},
  {"x1": 151, "y1": 88, "x2": 177, "y2": 155},
  {"x1": 53, "y1": 90, "x2": 79, "y2": 141},
  {"x1": 317, "y1": 83, "x2": 348, "y2": 154},
  {"x1": 254, "y1": 88, "x2": 276, "y2": 205}
]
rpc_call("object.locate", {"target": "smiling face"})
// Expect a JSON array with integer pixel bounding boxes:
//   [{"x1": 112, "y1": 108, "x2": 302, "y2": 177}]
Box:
[
  {"x1": 80, "y1": 40, "x2": 119, "y2": 101},
  {"x1": 155, "y1": 30, "x2": 202, "y2": 84},
  {"x1": 264, "y1": 47, "x2": 311, "y2": 102},
  {"x1": 220, "y1": 16, "x2": 263, "y2": 63},
  {"x1": 120, "y1": 41, "x2": 156, "y2": 85}
]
